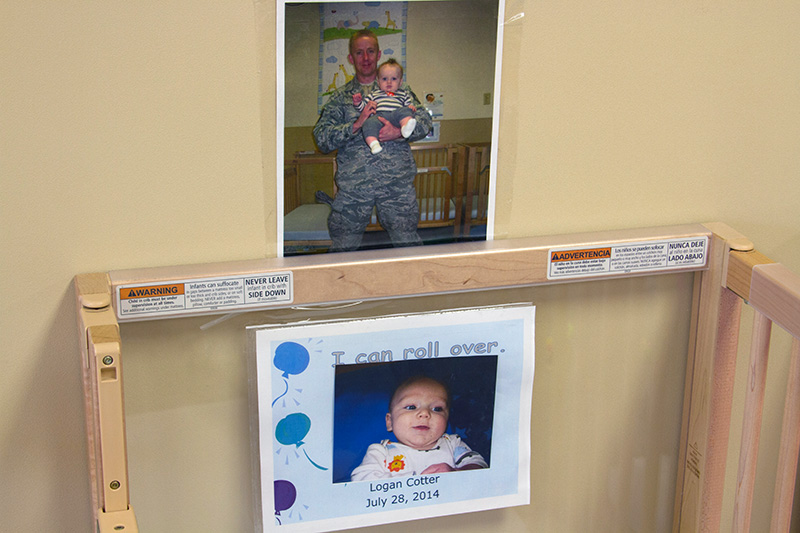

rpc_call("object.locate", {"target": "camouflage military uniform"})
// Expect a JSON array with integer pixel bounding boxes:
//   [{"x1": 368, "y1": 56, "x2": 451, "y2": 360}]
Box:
[{"x1": 313, "y1": 77, "x2": 432, "y2": 252}]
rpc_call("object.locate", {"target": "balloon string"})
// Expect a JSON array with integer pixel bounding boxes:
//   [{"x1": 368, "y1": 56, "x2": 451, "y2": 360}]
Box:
[
  {"x1": 303, "y1": 449, "x2": 328, "y2": 470},
  {"x1": 271, "y1": 378, "x2": 289, "y2": 407}
]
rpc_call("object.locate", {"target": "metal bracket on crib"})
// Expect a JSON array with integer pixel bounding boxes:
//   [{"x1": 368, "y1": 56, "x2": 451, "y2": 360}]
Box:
[{"x1": 76, "y1": 273, "x2": 139, "y2": 533}]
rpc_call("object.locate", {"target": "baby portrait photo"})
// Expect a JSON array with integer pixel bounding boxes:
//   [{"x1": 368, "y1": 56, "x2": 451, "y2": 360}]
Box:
[
  {"x1": 279, "y1": 0, "x2": 503, "y2": 256},
  {"x1": 332, "y1": 356, "x2": 498, "y2": 483}
]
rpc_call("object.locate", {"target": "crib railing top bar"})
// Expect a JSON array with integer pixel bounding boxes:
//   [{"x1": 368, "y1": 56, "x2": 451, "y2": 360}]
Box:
[
  {"x1": 111, "y1": 223, "x2": 711, "y2": 280},
  {"x1": 286, "y1": 156, "x2": 335, "y2": 164},
  {"x1": 102, "y1": 223, "x2": 711, "y2": 322},
  {"x1": 750, "y1": 262, "x2": 800, "y2": 340},
  {"x1": 726, "y1": 249, "x2": 775, "y2": 301},
  {"x1": 726, "y1": 248, "x2": 800, "y2": 339}
]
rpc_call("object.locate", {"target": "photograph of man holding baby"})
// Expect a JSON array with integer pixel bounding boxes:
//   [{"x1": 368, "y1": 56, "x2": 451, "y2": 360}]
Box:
[{"x1": 281, "y1": 1, "x2": 501, "y2": 256}]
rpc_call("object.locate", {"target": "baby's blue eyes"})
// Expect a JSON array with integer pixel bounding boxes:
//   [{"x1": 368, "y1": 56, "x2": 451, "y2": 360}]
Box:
[{"x1": 402, "y1": 405, "x2": 445, "y2": 412}]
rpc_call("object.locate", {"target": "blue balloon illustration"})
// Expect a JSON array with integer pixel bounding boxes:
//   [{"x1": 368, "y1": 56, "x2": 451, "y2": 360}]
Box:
[
  {"x1": 276, "y1": 413, "x2": 311, "y2": 447},
  {"x1": 273, "y1": 342, "x2": 310, "y2": 378},
  {"x1": 274, "y1": 413, "x2": 328, "y2": 470}
]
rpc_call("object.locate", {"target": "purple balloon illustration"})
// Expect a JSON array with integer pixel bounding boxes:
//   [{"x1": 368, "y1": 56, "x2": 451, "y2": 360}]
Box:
[{"x1": 274, "y1": 479, "x2": 296, "y2": 523}]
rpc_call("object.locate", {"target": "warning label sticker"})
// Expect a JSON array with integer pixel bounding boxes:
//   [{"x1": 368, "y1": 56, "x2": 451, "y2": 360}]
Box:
[
  {"x1": 117, "y1": 272, "x2": 293, "y2": 319},
  {"x1": 548, "y1": 236, "x2": 707, "y2": 280}
]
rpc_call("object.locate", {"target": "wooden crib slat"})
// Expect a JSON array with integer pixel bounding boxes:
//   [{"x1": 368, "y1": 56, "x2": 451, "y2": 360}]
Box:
[
  {"x1": 701, "y1": 288, "x2": 743, "y2": 533},
  {"x1": 732, "y1": 311, "x2": 773, "y2": 533},
  {"x1": 771, "y1": 337, "x2": 800, "y2": 532},
  {"x1": 459, "y1": 143, "x2": 490, "y2": 236},
  {"x1": 464, "y1": 146, "x2": 478, "y2": 234},
  {"x1": 283, "y1": 162, "x2": 300, "y2": 214}
]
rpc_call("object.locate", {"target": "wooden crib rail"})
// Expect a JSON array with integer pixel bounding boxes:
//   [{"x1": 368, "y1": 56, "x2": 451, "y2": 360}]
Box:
[
  {"x1": 461, "y1": 142, "x2": 491, "y2": 236},
  {"x1": 366, "y1": 143, "x2": 463, "y2": 234},
  {"x1": 728, "y1": 253, "x2": 800, "y2": 532},
  {"x1": 77, "y1": 223, "x2": 715, "y2": 532},
  {"x1": 75, "y1": 273, "x2": 139, "y2": 532},
  {"x1": 76, "y1": 222, "x2": 800, "y2": 532},
  {"x1": 675, "y1": 242, "x2": 800, "y2": 532},
  {"x1": 282, "y1": 145, "x2": 464, "y2": 251}
]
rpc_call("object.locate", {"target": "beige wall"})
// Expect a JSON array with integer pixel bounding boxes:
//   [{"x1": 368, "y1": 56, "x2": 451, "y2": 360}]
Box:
[{"x1": 2, "y1": 1, "x2": 799, "y2": 531}]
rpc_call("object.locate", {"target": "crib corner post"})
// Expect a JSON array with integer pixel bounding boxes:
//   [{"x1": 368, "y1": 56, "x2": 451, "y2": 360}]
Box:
[
  {"x1": 75, "y1": 273, "x2": 139, "y2": 533},
  {"x1": 673, "y1": 223, "x2": 753, "y2": 532}
]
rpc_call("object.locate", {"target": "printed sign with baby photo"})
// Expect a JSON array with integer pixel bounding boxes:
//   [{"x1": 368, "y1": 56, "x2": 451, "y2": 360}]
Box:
[{"x1": 250, "y1": 305, "x2": 534, "y2": 531}]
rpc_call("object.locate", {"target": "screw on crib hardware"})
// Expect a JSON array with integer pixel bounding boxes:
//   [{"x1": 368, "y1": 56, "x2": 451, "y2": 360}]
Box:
[{"x1": 75, "y1": 273, "x2": 139, "y2": 533}]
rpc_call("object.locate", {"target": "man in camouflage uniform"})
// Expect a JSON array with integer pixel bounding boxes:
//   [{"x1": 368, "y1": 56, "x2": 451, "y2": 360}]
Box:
[{"x1": 313, "y1": 30, "x2": 432, "y2": 252}]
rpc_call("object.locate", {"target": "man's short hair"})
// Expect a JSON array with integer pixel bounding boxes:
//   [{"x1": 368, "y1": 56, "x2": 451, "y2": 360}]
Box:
[{"x1": 348, "y1": 29, "x2": 379, "y2": 56}]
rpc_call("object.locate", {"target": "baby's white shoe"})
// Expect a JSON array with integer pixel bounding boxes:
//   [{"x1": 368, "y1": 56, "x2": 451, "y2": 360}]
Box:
[
  {"x1": 369, "y1": 140, "x2": 383, "y2": 154},
  {"x1": 401, "y1": 118, "x2": 416, "y2": 138}
]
